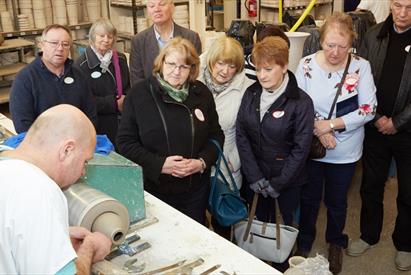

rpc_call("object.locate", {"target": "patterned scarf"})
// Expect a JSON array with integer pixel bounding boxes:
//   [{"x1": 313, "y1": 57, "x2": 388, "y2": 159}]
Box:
[
  {"x1": 156, "y1": 73, "x2": 189, "y2": 103},
  {"x1": 91, "y1": 45, "x2": 113, "y2": 73},
  {"x1": 203, "y1": 67, "x2": 232, "y2": 94}
]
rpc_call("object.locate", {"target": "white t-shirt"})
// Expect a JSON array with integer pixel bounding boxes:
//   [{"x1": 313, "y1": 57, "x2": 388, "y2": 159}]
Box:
[
  {"x1": 357, "y1": 0, "x2": 391, "y2": 23},
  {"x1": 0, "y1": 159, "x2": 77, "y2": 274}
]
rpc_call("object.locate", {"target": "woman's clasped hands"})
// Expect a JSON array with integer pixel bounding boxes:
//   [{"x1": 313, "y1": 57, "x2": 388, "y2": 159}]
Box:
[{"x1": 161, "y1": 155, "x2": 204, "y2": 178}]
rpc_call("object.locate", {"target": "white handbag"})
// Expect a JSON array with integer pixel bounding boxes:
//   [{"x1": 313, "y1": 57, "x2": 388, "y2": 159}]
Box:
[{"x1": 234, "y1": 194, "x2": 299, "y2": 263}]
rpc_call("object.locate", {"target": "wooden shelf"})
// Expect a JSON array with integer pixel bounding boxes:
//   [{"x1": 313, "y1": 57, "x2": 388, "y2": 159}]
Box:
[
  {"x1": 0, "y1": 22, "x2": 93, "y2": 38},
  {"x1": 117, "y1": 32, "x2": 134, "y2": 40},
  {"x1": 0, "y1": 87, "x2": 10, "y2": 104},
  {"x1": 0, "y1": 63, "x2": 26, "y2": 77},
  {"x1": 0, "y1": 38, "x2": 35, "y2": 50},
  {"x1": 110, "y1": 2, "x2": 145, "y2": 9}
]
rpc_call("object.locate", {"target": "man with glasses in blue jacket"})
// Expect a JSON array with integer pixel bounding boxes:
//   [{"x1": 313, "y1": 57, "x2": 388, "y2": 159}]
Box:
[{"x1": 10, "y1": 24, "x2": 97, "y2": 133}]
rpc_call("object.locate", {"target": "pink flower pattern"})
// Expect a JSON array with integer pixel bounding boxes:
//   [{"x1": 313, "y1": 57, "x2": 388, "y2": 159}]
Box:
[
  {"x1": 302, "y1": 55, "x2": 375, "y2": 117},
  {"x1": 358, "y1": 104, "x2": 376, "y2": 116}
]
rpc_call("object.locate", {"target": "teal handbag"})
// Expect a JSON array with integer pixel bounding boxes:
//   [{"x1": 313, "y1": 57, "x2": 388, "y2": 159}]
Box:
[{"x1": 208, "y1": 139, "x2": 248, "y2": 227}]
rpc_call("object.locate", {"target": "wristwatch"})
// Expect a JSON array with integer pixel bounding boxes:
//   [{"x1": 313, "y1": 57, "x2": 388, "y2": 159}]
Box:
[{"x1": 329, "y1": 121, "x2": 335, "y2": 131}]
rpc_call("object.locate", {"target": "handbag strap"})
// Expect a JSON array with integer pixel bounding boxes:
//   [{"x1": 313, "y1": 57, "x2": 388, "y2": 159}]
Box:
[
  {"x1": 243, "y1": 193, "x2": 259, "y2": 242},
  {"x1": 242, "y1": 193, "x2": 282, "y2": 249},
  {"x1": 209, "y1": 139, "x2": 240, "y2": 193},
  {"x1": 326, "y1": 54, "x2": 351, "y2": 120},
  {"x1": 274, "y1": 198, "x2": 281, "y2": 250},
  {"x1": 112, "y1": 49, "x2": 123, "y2": 99}
]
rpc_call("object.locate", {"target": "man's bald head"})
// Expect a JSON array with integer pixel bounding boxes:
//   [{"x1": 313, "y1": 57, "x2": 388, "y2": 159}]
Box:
[
  {"x1": 16, "y1": 104, "x2": 96, "y2": 189},
  {"x1": 24, "y1": 104, "x2": 96, "y2": 150}
]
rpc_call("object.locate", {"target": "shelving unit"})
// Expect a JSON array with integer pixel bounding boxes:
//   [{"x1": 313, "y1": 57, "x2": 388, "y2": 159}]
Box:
[
  {"x1": 110, "y1": 1, "x2": 145, "y2": 36},
  {"x1": 206, "y1": 0, "x2": 224, "y2": 31},
  {"x1": 0, "y1": 22, "x2": 93, "y2": 39},
  {"x1": 259, "y1": 0, "x2": 334, "y2": 24},
  {"x1": 0, "y1": 38, "x2": 35, "y2": 104}
]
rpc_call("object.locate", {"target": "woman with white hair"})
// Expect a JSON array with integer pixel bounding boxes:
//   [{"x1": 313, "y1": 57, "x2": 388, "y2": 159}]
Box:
[{"x1": 75, "y1": 18, "x2": 130, "y2": 145}]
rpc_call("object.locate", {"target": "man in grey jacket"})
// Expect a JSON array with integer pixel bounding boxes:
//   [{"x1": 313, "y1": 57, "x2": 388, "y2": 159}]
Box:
[
  {"x1": 130, "y1": 0, "x2": 202, "y2": 85},
  {"x1": 347, "y1": 0, "x2": 411, "y2": 271}
]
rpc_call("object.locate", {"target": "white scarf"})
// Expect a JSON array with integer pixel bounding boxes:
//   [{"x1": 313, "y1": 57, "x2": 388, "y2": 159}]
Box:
[{"x1": 91, "y1": 46, "x2": 113, "y2": 73}]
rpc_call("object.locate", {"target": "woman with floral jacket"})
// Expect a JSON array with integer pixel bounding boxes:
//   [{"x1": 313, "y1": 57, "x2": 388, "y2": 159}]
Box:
[{"x1": 294, "y1": 12, "x2": 377, "y2": 274}]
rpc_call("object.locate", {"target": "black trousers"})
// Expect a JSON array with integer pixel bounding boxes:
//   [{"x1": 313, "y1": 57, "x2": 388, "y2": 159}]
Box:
[
  {"x1": 360, "y1": 126, "x2": 411, "y2": 251},
  {"x1": 150, "y1": 180, "x2": 210, "y2": 226}
]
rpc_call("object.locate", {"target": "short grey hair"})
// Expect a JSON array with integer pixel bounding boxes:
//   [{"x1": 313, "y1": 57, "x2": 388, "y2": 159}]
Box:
[
  {"x1": 88, "y1": 18, "x2": 117, "y2": 45},
  {"x1": 41, "y1": 24, "x2": 72, "y2": 42}
]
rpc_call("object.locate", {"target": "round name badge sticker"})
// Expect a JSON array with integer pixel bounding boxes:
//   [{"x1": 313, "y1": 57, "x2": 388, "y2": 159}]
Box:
[
  {"x1": 273, "y1": 110, "x2": 285, "y2": 119},
  {"x1": 194, "y1": 108, "x2": 205, "y2": 122},
  {"x1": 405, "y1": 45, "x2": 410, "y2": 53},
  {"x1": 64, "y1": 77, "x2": 74, "y2": 84},
  {"x1": 91, "y1": 71, "x2": 102, "y2": 79}
]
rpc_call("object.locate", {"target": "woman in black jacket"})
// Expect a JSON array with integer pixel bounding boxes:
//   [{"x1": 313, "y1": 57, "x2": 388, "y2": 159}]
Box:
[
  {"x1": 236, "y1": 37, "x2": 314, "y2": 265},
  {"x1": 75, "y1": 18, "x2": 130, "y2": 145},
  {"x1": 117, "y1": 37, "x2": 224, "y2": 225}
]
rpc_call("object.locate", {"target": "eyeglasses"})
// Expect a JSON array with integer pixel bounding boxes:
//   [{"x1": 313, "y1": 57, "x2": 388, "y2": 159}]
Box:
[
  {"x1": 323, "y1": 42, "x2": 349, "y2": 51},
  {"x1": 44, "y1": 40, "x2": 71, "y2": 49},
  {"x1": 164, "y1": 61, "x2": 191, "y2": 71}
]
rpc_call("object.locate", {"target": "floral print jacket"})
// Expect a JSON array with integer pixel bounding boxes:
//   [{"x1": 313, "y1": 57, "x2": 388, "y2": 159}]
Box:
[{"x1": 296, "y1": 53, "x2": 377, "y2": 164}]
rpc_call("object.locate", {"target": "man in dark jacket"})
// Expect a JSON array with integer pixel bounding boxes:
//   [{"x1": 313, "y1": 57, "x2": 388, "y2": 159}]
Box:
[
  {"x1": 10, "y1": 24, "x2": 97, "y2": 133},
  {"x1": 347, "y1": 0, "x2": 411, "y2": 271},
  {"x1": 129, "y1": 0, "x2": 202, "y2": 85}
]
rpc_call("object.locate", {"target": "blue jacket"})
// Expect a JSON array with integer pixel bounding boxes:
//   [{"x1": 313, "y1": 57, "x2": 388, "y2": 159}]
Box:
[
  {"x1": 236, "y1": 72, "x2": 314, "y2": 192},
  {"x1": 10, "y1": 56, "x2": 97, "y2": 133}
]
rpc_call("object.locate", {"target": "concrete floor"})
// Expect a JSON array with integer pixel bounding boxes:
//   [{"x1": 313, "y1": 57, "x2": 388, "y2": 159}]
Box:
[{"x1": 310, "y1": 163, "x2": 407, "y2": 275}]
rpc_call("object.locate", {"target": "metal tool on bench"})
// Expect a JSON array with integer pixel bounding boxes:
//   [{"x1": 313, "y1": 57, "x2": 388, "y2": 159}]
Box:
[
  {"x1": 106, "y1": 241, "x2": 151, "y2": 261},
  {"x1": 163, "y1": 258, "x2": 205, "y2": 275},
  {"x1": 139, "y1": 260, "x2": 187, "y2": 275},
  {"x1": 105, "y1": 233, "x2": 145, "y2": 260},
  {"x1": 199, "y1": 264, "x2": 221, "y2": 275},
  {"x1": 123, "y1": 259, "x2": 146, "y2": 273}
]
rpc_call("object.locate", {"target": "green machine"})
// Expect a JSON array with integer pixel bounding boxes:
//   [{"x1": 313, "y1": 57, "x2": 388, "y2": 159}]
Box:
[{"x1": 82, "y1": 152, "x2": 145, "y2": 224}]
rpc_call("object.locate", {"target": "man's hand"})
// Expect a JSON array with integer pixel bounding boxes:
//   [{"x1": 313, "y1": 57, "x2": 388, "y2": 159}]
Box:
[
  {"x1": 69, "y1": 226, "x2": 91, "y2": 251},
  {"x1": 379, "y1": 117, "x2": 398, "y2": 135},
  {"x1": 71, "y1": 226, "x2": 112, "y2": 275},
  {"x1": 319, "y1": 132, "x2": 337, "y2": 149},
  {"x1": 70, "y1": 227, "x2": 112, "y2": 263},
  {"x1": 84, "y1": 232, "x2": 112, "y2": 263},
  {"x1": 374, "y1": 116, "x2": 389, "y2": 130}
]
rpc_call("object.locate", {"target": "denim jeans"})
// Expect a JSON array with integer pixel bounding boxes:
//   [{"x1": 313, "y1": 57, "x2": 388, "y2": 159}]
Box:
[{"x1": 297, "y1": 160, "x2": 356, "y2": 251}]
